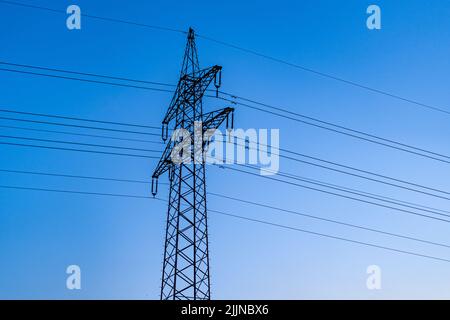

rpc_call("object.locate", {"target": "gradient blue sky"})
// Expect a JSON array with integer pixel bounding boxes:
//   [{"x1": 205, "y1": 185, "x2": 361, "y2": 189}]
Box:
[{"x1": 1, "y1": 0, "x2": 450, "y2": 299}]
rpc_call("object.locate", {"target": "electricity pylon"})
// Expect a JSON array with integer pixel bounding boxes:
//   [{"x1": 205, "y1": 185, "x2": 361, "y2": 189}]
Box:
[{"x1": 151, "y1": 28, "x2": 234, "y2": 300}]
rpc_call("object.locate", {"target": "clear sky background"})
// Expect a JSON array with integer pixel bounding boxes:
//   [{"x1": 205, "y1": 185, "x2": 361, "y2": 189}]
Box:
[{"x1": 0, "y1": 0, "x2": 450, "y2": 299}]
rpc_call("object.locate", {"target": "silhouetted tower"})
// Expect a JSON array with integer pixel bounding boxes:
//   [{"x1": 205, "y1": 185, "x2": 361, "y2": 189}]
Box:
[{"x1": 151, "y1": 28, "x2": 234, "y2": 300}]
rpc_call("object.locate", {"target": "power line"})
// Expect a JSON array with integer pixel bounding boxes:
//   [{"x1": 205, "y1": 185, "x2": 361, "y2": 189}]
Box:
[
  {"x1": 209, "y1": 209, "x2": 450, "y2": 264},
  {"x1": 254, "y1": 165, "x2": 450, "y2": 217},
  {"x1": 256, "y1": 165, "x2": 450, "y2": 215},
  {"x1": 0, "y1": 105, "x2": 162, "y2": 129},
  {"x1": 222, "y1": 139, "x2": 450, "y2": 210},
  {"x1": 0, "y1": 168, "x2": 150, "y2": 184},
  {"x1": 2, "y1": 0, "x2": 447, "y2": 116},
  {"x1": 197, "y1": 36, "x2": 450, "y2": 116},
  {"x1": 7, "y1": 59, "x2": 446, "y2": 165},
  {"x1": 214, "y1": 164, "x2": 450, "y2": 224},
  {"x1": 8, "y1": 136, "x2": 446, "y2": 221},
  {"x1": 0, "y1": 184, "x2": 154, "y2": 200},
  {"x1": 207, "y1": 192, "x2": 450, "y2": 249},
  {"x1": 260, "y1": 140, "x2": 450, "y2": 196},
  {"x1": 3, "y1": 58, "x2": 447, "y2": 163},
  {"x1": 0, "y1": 0, "x2": 187, "y2": 34},
  {"x1": 2, "y1": 59, "x2": 449, "y2": 165},
  {"x1": 2, "y1": 166, "x2": 449, "y2": 248},
  {"x1": 5, "y1": 0, "x2": 450, "y2": 283},
  {"x1": 3, "y1": 101, "x2": 449, "y2": 199},
  {"x1": 0, "y1": 61, "x2": 177, "y2": 89},
  {"x1": 232, "y1": 137, "x2": 450, "y2": 200},
  {"x1": 2, "y1": 130, "x2": 448, "y2": 217},
  {"x1": 0, "y1": 61, "x2": 177, "y2": 94},
  {"x1": 10, "y1": 163, "x2": 447, "y2": 216},
  {"x1": 0, "y1": 141, "x2": 159, "y2": 159},
  {"x1": 2, "y1": 100, "x2": 448, "y2": 199},
  {"x1": 0, "y1": 134, "x2": 162, "y2": 154},
  {"x1": 5, "y1": 63, "x2": 449, "y2": 165},
  {"x1": 2, "y1": 106, "x2": 448, "y2": 202},
  {"x1": 216, "y1": 96, "x2": 450, "y2": 165},
  {"x1": 2, "y1": 182, "x2": 450, "y2": 264},
  {"x1": 5, "y1": 130, "x2": 447, "y2": 220},
  {"x1": 0, "y1": 124, "x2": 164, "y2": 145},
  {"x1": 281, "y1": 174, "x2": 450, "y2": 215},
  {"x1": 0, "y1": 67, "x2": 174, "y2": 93},
  {"x1": 0, "y1": 115, "x2": 161, "y2": 136},
  {"x1": 223, "y1": 93, "x2": 450, "y2": 161},
  {"x1": 3, "y1": 59, "x2": 450, "y2": 212}
]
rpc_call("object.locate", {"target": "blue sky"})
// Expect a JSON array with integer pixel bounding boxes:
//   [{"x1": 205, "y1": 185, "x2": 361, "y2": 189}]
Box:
[{"x1": 0, "y1": 0, "x2": 450, "y2": 299}]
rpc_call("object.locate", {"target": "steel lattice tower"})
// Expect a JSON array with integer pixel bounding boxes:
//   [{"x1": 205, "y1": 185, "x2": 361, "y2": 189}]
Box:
[{"x1": 151, "y1": 28, "x2": 234, "y2": 300}]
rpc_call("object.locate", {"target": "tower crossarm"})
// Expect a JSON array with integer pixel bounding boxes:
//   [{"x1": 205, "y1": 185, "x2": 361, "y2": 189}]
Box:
[
  {"x1": 201, "y1": 107, "x2": 234, "y2": 132},
  {"x1": 151, "y1": 140, "x2": 174, "y2": 180},
  {"x1": 152, "y1": 107, "x2": 233, "y2": 181},
  {"x1": 162, "y1": 65, "x2": 222, "y2": 126}
]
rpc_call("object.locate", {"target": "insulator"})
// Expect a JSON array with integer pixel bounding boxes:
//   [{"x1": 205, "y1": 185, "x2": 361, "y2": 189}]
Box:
[
  {"x1": 214, "y1": 70, "x2": 222, "y2": 97},
  {"x1": 151, "y1": 177, "x2": 158, "y2": 196},
  {"x1": 168, "y1": 166, "x2": 174, "y2": 182},
  {"x1": 162, "y1": 123, "x2": 168, "y2": 141}
]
